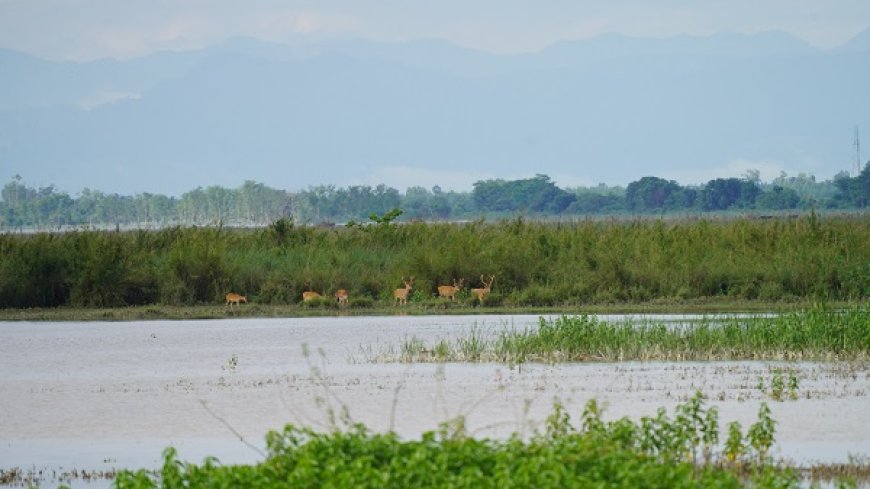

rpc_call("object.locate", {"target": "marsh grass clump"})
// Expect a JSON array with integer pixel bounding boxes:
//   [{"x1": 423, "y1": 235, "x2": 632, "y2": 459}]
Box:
[
  {"x1": 385, "y1": 305, "x2": 869, "y2": 364},
  {"x1": 493, "y1": 306, "x2": 870, "y2": 363},
  {"x1": 758, "y1": 368, "x2": 800, "y2": 401},
  {"x1": 113, "y1": 394, "x2": 830, "y2": 489},
  {"x1": 348, "y1": 297, "x2": 374, "y2": 308},
  {"x1": 222, "y1": 354, "x2": 238, "y2": 373}
]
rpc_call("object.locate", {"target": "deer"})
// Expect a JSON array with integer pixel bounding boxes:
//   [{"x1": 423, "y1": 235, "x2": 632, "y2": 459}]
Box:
[
  {"x1": 437, "y1": 278, "x2": 464, "y2": 301},
  {"x1": 393, "y1": 276, "x2": 414, "y2": 305},
  {"x1": 334, "y1": 289, "x2": 349, "y2": 305},
  {"x1": 225, "y1": 292, "x2": 247, "y2": 309},
  {"x1": 471, "y1": 275, "x2": 495, "y2": 302},
  {"x1": 302, "y1": 291, "x2": 322, "y2": 302}
]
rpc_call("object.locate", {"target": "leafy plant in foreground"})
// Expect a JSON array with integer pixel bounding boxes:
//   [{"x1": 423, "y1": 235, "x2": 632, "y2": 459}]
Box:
[{"x1": 114, "y1": 394, "x2": 806, "y2": 488}]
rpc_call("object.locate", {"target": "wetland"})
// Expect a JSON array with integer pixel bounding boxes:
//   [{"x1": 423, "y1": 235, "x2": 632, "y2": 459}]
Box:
[
  {"x1": 1, "y1": 217, "x2": 868, "y2": 486},
  {"x1": 1, "y1": 313, "x2": 868, "y2": 487}
]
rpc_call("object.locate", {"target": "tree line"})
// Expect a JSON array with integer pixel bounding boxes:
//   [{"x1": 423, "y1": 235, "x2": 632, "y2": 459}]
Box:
[{"x1": 1, "y1": 164, "x2": 868, "y2": 229}]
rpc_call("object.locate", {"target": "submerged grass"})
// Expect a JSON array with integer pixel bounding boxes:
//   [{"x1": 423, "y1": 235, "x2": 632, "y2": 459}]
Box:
[
  {"x1": 384, "y1": 305, "x2": 870, "y2": 363},
  {"x1": 112, "y1": 394, "x2": 863, "y2": 488}
]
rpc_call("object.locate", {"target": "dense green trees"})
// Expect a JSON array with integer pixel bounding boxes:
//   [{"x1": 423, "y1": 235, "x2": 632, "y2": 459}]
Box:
[
  {"x1": 701, "y1": 178, "x2": 760, "y2": 211},
  {"x1": 473, "y1": 174, "x2": 576, "y2": 213},
  {"x1": 834, "y1": 162, "x2": 870, "y2": 207},
  {"x1": 755, "y1": 186, "x2": 800, "y2": 210},
  {"x1": 1, "y1": 165, "x2": 867, "y2": 229},
  {"x1": 625, "y1": 177, "x2": 696, "y2": 212}
]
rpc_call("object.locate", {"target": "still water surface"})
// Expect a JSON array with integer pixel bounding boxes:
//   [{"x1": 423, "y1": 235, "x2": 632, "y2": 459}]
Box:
[{"x1": 1, "y1": 315, "x2": 867, "y2": 487}]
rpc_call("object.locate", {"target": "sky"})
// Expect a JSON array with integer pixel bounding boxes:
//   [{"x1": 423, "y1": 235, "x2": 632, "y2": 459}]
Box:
[
  {"x1": 1, "y1": 0, "x2": 869, "y2": 61},
  {"x1": 1, "y1": 1, "x2": 868, "y2": 195}
]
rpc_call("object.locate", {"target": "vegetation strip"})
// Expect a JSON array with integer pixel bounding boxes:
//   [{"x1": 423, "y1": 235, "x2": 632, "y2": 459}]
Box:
[
  {"x1": 0, "y1": 300, "x2": 854, "y2": 322},
  {"x1": 104, "y1": 394, "x2": 865, "y2": 488},
  {"x1": 1, "y1": 216, "x2": 868, "y2": 311},
  {"x1": 2, "y1": 165, "x2": 869, "y2": 228},
  {"x1": 379, "y1": 307, "x2": 870, "y2": 363}
]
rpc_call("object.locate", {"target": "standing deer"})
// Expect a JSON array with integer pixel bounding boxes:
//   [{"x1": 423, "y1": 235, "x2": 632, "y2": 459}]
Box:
[
  {"x1": 471, "y1": 275, "x2": 495, "y2": 302},
  {"x1": 302, "y1": 291, "x2": 322, "y2": 302},
  {"x1": 225, "y1": 292, "x2": 247, "y2": 309},
  {"x1": 393, "y1": 276, "x2": 414, "y2": 305},
  {"x1": 437, "y1": 278, "x2": 464, "y2": 301},
  {"x1": 334, "y1": 289, "x2": 349, "y2": 305}
]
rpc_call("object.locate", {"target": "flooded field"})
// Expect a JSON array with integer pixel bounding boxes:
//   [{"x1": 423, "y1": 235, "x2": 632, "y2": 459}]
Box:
[{"x1": 1, "y1": 315, "x2": 868, "y2": 487}]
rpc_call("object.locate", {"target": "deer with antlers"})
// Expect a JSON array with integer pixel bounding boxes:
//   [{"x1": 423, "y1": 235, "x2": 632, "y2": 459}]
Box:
[
  {"x1": 437, "y1": 278, "x2": 464, "y2": 301},
  {"x1": 393, "y1": 276, "x2": 414, "y2": 305},
  {"x1": 470, "y1": 275, "x2": 495, "y2": 302}
]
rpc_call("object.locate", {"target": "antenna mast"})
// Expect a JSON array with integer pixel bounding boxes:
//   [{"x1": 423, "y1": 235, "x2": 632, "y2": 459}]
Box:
[{"x1": 855, "y1": 126, "x2": 862, "y2": 175}]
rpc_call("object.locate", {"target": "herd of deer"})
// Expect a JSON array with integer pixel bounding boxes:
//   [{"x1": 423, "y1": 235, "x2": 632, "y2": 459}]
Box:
[{"x1": 224, "y1": 275, "x2": 495, "y2": 308}]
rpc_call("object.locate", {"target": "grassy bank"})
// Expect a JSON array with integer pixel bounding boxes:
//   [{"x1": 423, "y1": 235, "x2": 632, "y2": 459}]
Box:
[
  {"x1": 109, "y1": 394, "x2": 860, "y2": 488},
  {"x1": 378, "y1": 305, "x2": 870, "y2": 363},
  {"x1": 0, "y1": 299, "x2": 859, "y2": 322},
  {"x1": 1, "y1": 215, "x2": 868, "y2": 311}
]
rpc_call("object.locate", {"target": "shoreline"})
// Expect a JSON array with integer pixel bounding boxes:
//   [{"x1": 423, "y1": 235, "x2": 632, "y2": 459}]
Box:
[{"x1": 0, "y1": 299, "x2": 856, "y2": 322}]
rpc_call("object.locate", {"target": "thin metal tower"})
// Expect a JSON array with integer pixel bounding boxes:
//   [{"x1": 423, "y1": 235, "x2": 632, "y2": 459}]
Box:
[{"x1": 855, "y1": 126, "x2": 862, "y2": 175}]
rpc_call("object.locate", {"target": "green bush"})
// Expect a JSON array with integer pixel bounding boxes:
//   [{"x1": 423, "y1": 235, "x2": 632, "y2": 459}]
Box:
[
  {"x1": 257, "y1": 274, "x2": 296, "y2": 305},
  {"x1": 349, "y1": 297, "x2": 374, "y2": 308},
  {"x1": 114, "y1": 395, "x2": 803, "y2": 489},
  {"x1": 508, "y1": 284, "x2": 559, "y2": 306},
  {"x1": 479, "y1": 292, "x2": 504, "y2": 307}
]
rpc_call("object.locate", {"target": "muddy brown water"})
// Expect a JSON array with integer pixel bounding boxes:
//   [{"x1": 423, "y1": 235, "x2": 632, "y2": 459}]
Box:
[{"x1": 1, "y1": 315, "x2": 868, "y2": 487}]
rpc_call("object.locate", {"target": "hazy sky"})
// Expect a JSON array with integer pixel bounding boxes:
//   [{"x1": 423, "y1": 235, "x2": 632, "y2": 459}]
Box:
[
  {"x1": 1, "y1": 1, "x2": 868, "y2": 195},
  {"x1": 2, "y1": 0, "x2": 869, "y2": 60}
]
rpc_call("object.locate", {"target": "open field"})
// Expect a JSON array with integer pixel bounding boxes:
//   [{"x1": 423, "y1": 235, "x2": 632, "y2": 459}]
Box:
[{"x1": 1, "y1": 314, "x2": 868, "y2": 487}]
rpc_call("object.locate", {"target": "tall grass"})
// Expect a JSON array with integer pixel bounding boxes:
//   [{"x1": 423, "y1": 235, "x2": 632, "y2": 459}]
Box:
[
  {"x1": 114, "y1": 395, "x2": 826, "y2": 488},
  {"x1": 1, "y1": 215, "x2": 868, "y2": 308},
  {"x1": 392, "y1": 306, "x2": 870, "y2": 363}
]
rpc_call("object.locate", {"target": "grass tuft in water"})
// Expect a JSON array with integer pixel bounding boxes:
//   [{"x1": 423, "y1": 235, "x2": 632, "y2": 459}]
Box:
[{"x1": 384, "y1": 305, "x2": 869, "y2": 364}]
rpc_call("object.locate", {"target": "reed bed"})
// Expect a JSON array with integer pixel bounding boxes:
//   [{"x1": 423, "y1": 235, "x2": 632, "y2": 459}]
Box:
[
  {"x1": 1, "y1": 215, "x2": 868, "y2": 309},
  {"x1": 377, "y1": 306, "x2": 870, "y2": 364}
]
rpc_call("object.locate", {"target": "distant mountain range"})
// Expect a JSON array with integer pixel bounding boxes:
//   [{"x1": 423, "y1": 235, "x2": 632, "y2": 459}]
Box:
[{"x1": 1, "y1": 29, "x2": 869, "y2": 195}]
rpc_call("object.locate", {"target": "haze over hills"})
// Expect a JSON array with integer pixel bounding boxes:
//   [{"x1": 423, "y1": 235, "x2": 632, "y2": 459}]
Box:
[{"x1": 1, "y1": 29, "x2": 868, "y2": 196}]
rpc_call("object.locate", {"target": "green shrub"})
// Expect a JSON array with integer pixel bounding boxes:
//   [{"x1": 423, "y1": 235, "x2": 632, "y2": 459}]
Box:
[
  {"x1": 509, "y1": 284, "x2": 559, "y2": 306},
  {"x1": 114, "y1": 395, "x2": 803, "y2": 489},
  {"x1": 479, "y1": 291, "x2": 503, "y2": 307},
  {"x1": 257, "y1": 274, "x2": 296, "y2": 305},
  {"x1": 349, "y1": 297, "x2": 374, "y2": 308},
  {"x1": 757, "y1": 282, "x2": 784, "y2": 301}
]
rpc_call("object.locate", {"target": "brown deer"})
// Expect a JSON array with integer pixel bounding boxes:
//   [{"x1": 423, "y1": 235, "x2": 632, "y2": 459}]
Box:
[
  {"x1": 302, "y1": 291, "x2": 322, "y2": 302},
  {"x1": 393, "y1": 276, "x2": 414, "y2": 305},
  {"x1": 334, "y1": 289, "x2": 349, "y2": 305},
  {"x1": 470, "y1": 275, "x2": 495, "y2": 302},
  {"x1": 225, "y1": 292, "x2": 247, "y2": 309},
  {"x1": 437, "y1": 278, "x2": 464, "y2": 301}
]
